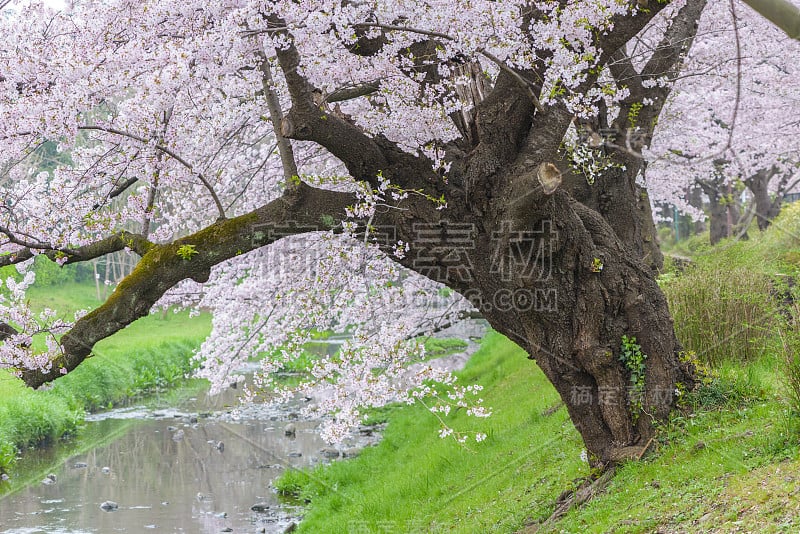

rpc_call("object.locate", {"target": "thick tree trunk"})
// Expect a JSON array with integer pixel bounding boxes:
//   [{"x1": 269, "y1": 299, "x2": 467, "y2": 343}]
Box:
[
  {"x1": 266, "y1": 1, "x2": 704, "y2": 465},
  {"x1": 727, "y1": 184, "x2": 743, "y2": 237},
  {"x1": 447, "y1": 190, "x2": 694, "y2": 465}
]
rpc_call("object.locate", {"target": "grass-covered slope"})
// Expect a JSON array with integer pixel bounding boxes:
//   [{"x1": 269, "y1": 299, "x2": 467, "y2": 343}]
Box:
[
  {"x1": 276, "y1": 332, "x2": 586, "y2": 532},
  {"x1": 277, "y1": 332, "x2": 798, "y2": 533}
]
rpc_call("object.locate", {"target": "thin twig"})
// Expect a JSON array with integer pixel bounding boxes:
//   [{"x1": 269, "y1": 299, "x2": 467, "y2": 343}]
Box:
[{"x1": 78, "y1": 125, "x2": 227, "y2": 219}]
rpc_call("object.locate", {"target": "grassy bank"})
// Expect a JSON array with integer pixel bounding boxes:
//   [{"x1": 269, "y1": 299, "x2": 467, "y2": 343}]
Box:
[
  {"x1": 276, "y1": 332, "x2": 587, "y2": 532},
  {"x1": 0, "y1": 282, "x2": 210, "y2": 473},
  {"x1": 275, "y1": 332, "x2": 797, "y2": 533}
]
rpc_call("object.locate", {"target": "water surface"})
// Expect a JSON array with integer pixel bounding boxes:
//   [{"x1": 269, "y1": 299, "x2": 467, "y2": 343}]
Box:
[{"x1": 0, "y1": 386, "x2": 328, "y2": 533}]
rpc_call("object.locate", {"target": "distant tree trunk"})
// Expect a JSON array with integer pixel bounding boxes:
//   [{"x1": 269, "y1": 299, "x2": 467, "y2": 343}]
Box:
[
  {"x1": 112, "y1": 255, "x2": 121, "y2": 285},
  {"x1": 708, "y1": 198, "x2": 728, "y2": 245},
  {"x1": 700, "y1": 177, "x2": 742, "y2": 245},
  {"x1": 102, "y1": 258, "x2": 110, "y2": 300},
  {"x1": 744, "y1": 166, "x2": 797, "y2": 231},
  {"x1": 687, "y1": 185, "x2": 706, "y2": 234}
]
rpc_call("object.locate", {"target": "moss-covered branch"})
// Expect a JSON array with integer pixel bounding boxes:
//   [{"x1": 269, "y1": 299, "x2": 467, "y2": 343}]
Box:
[
  {"x1": 0, "y1": 231, "x2": 154, "y2": 268},
  {"x1": 19, "y1": 183, "x2": 357, "y2": 388}
]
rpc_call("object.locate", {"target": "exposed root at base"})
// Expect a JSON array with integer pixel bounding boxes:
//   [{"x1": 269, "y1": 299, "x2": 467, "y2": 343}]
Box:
[
  {"x1": 517, "y1": 467, "x2": 617, "y2": 533},
  {"x1": 550, "y1": 467, "x2": 616, "y2": 522},
  {"x1": 517, "y1": 437, "x2": 656, "y2": 532}
]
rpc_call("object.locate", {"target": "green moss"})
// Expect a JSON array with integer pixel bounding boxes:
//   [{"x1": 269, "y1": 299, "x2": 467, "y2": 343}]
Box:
[{"x1": 187, "y1": 211, "x2": 261, "y2": 249}]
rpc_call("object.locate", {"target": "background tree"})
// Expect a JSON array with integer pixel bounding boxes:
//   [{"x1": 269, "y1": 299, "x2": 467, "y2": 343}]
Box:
[{"x1": 647, "y1": 0, "x2": 800, "y2": 240}]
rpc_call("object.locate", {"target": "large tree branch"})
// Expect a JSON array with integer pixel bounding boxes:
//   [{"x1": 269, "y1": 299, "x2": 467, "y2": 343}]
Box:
[
  {"x1": 604, "y1": 0, "x2": 708, "y2": 156},
  {"x1": 19, "y1": 183, "x2": 359, "y2": 388},
  {"x1": 641, "y1": 0, "x2": 708, "y2": 80},
  {"x1": 741, "y1": 0, "x2": 800, "y2": 40},
  {"x1": 265, "y1": 16, "x2": 391, "y2": 186},
  {"x1": 17, "y1": 173, "x2": 478, "y2": 389}
]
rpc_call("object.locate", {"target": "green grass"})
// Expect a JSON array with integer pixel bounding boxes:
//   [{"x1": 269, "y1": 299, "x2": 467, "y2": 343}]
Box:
[
  {"x1": 662, "y1": 201, "x2": 800, "y2": 274},
  {"x1": 0, "y1": 282, "x2": 210, "y2": 472},
  {"x1": 26, "y1": 280, "x2": 109, "y2": 315},
  {"x1": 416, "y1": 336, "x2": 469, "y2": 360},
  {"x1": 275, "y1": 332, "x2": 587, "y2": 533},
  {"x1": 661, "y1": 264, "x2": 777, "y2": 365},
  {"x1": 658, "y1": 203, "x2": 800, "y2": 369},
  {"x1": 275, "y1": 332, "x2": 800, "y2": 533},
  {"x1": 550, "y1": 398, "x2": 798, "y2": 533}
]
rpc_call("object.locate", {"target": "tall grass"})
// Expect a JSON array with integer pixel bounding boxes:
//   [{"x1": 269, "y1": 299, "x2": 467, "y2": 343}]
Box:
[
  {"x1": 662, "y1": 264, "x2": 777, "y2": 366},
  {"x1": 0, "y1": 336, "x2": 206, "y2": 473},
  {"x1": 775, "y1": 297, "x2": 800, "y2": 438},
  {"x1": 0, "y1": 380, "x2": 82, "y2": 449},
  {"x1": 660, "y1": 202, "x2": 800, "y2": 368}
]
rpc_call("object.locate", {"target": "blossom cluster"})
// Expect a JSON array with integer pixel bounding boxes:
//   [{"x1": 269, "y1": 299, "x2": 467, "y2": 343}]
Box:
[
  {"x1": 0, "y1": 262, "x2": 73, "y2": 376},
  {"x1": 645, "y1": 0, "x2": 800, "y2": 214}
]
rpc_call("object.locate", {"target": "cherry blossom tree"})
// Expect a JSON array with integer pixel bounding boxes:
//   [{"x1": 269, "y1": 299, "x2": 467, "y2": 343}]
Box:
[
  {"x1": 0, "y1": 0, "x2": 743, "y2": 465},
  {"x1": 646, "y1": 0, "x2": 800, "y2": 242}
]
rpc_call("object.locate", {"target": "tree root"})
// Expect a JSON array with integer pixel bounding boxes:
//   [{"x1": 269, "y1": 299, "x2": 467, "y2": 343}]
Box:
[
  {"x1": 517, "y1": 467, "x2": 617, "y2": 533},
  {"x1": 551, "y1": 468, "x2": 616, "y2": 522}
]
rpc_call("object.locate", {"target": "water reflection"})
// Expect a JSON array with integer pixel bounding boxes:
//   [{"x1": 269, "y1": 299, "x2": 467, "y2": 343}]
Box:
[{"x1": 0, "y1": 394, "x2": 326, "y2": 533}]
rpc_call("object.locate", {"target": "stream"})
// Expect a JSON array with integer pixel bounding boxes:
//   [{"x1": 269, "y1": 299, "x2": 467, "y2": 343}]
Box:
[{"x1": 0, "y1": 320, "x2": 487, "y2": 534}]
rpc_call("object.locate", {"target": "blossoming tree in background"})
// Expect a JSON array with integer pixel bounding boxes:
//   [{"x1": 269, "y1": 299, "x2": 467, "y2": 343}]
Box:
[{"x1": 646, "y1": 0, "x2": 800, "y2": 243}]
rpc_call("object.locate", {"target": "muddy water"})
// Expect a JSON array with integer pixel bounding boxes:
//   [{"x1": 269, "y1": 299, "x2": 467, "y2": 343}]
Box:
[{"x1": 0, "y1": 384, "x2": 330, "y2": 533}]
